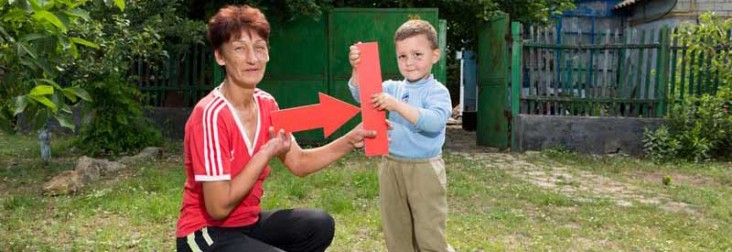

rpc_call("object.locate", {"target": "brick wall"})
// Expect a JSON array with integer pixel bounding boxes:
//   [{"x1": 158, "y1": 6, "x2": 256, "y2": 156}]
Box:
[{"x1": 675, "y1": 0, "x2": 732, "y2": 17}]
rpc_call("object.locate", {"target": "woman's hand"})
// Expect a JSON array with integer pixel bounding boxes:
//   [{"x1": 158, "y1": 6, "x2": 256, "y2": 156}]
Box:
[
  {"x1": 345, "y1": 123, "x2": 377, "y2": 149},
  {"x1": 262, "y1": 127, "x2": 291, "y2": 158}
]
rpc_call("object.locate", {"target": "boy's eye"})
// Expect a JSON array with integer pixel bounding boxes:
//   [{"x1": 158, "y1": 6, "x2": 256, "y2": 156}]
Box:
[{"x1": 398, "y1": 55, "x2": 406, "y2": 59}]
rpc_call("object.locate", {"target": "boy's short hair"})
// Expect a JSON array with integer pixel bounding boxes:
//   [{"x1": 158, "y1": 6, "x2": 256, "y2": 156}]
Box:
[
  {"x1": 208, "y1": 5, "x2": 270, "y2": 51},
  {"x1": 394, "y1": 19, "x2": 438, "y2": 50}
]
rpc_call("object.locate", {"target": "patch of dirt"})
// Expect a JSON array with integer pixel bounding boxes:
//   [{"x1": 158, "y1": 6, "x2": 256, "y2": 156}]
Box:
[
  {"x1": 443, "y1": 126, "x2": 500, "y2": 154},
  {"x1": 444, "y1": 126, "x2": 699, "y2": 216}
]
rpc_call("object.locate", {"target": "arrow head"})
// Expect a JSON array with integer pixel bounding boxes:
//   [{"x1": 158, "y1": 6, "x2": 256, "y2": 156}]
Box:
[{"x1": 319, "y1": 92, "x2": 360, "y2": 137}]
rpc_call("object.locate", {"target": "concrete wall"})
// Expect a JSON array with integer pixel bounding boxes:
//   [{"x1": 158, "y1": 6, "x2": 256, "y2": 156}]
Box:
[
  {"x1": 675, "y1": 0, "x2": 732, "y2": 17},
  {"x1": 514, "y1": 114, "x2": 665, "y2": 156},
  {"x1": 629, "y1": 0, "x2": 732, "y2": 29}
]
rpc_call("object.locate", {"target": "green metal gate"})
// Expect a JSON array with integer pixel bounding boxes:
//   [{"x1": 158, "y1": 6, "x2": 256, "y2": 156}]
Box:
[
  {"x1": 327, "y1": 8, "x2": 444, "y2": 140},
  {"x1": 476, "y1": 12, "x2": 511, "y2": 149},
  {"x1": 135, "y1": 8, "x2": 447, "y2": 143}
]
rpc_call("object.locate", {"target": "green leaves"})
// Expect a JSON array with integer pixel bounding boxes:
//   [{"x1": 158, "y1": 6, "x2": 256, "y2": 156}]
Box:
[
  {"x1": 20, "y1": 33, "x2": 47, "y2": 42},
  {"x1": 16, "y1": 43, "x2": 37, "y2": 59},
  {"x1": 645, "y1": 95, "x2": 732, "y2": 162},
  {"x1": 70, "y1": 37, "x2": 99, "y2": 49},
  {"x1": 62, "y1": 8, "x2": 90, "y2": 21},
  {"x1": 28, "y1": 84, "x2": 57, "y2": 112},
  {"x1": 676, "y1": 12, "x2": 732, "y2": 101},
  {"x1": 28, "y1": 96, "x2": 57, "y2": 112},
  {"x1": 11, "y1": 80, "x2": 91, "y2": 120},
  {"x1": 2, "y1": 8, "x2": 28, "y2": 23},
  {"x1": 62, "y1": 86, "x2": 91, "y2": 102},
  {"x1": 13, "y1": 96, "x2": 29, "y2": 116},
  {"x1": 55, "y1": 113, "x2": 74, "y2": 130},
  {"x1": 29, "y1": 84, "x2": 54, "y2": 97},
  {"x1": 113, "y1": 0, "x2": 125, "y2": 11},
  {"x1": 33, "y1": 10, "x2": 67, "y2": 33}
]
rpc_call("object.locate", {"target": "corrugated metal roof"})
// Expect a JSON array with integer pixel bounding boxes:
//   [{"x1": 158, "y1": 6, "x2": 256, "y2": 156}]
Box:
[{"x1": 613, "y1": 0, "x2": 645, "y2": 10}]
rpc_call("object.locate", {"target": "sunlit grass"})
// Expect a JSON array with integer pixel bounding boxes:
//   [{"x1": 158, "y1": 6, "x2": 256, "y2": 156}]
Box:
[{"x1": 1, "y1": 134, "x2": 731, "y2": 251}]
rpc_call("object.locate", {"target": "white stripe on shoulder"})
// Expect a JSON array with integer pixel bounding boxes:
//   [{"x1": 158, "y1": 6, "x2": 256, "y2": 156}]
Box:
[
  {"x1": 201, "y1": 96, "x2": 221, "y2": 177},
  {"x1": 203, "y1": 97, "x2": 225, "y2": 177},
  {"x1": 211, "y1": 101, "x2": 227, "y2": 177}
]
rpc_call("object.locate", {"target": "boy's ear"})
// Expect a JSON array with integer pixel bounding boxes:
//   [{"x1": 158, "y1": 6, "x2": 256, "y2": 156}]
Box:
[
  {"x1": 431, "y1": 48, "x2": 441, "y2": 64},
  {"x1": 214, "y1": 49, "x2": 226, "y2": 66}
]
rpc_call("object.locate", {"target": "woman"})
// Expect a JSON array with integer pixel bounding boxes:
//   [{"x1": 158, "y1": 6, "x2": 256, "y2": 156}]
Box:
[{"x1": 176, "y1": 5, "x2": 376, "y2": 252}]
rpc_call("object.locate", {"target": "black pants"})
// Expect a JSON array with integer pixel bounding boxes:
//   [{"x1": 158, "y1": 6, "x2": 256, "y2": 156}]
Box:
[{"x1": 177, "y1": 208, "x2": 335, "y2": 252}]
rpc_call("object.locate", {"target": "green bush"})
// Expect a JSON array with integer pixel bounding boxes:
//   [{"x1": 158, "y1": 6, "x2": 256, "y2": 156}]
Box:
[
  {"x1": 75, "y1": 75, "x2": 162, "y2": 157},
  {"x1": 642, "y1": 125, "x2": 680, "y2": 162},
  {"x1": 68, "y1": 0, "x2": 204, "y2": 157},
  {"x1": 644, "y1": 95, "x2": 732, "y2": 162},
  {"x1": 645, "y1": 12, "x2": 732, "y2": 163}
]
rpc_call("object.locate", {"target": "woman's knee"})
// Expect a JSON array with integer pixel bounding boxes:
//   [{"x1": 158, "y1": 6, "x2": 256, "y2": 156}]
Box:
[{"x1": 303, "y1": 208, "x2": 335, "y2": 234}]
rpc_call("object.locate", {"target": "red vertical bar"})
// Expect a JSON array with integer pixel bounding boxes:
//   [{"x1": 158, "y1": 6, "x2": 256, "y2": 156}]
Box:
[{"x1": 356, "y1": 42, "x2": 389, "y2": 156}]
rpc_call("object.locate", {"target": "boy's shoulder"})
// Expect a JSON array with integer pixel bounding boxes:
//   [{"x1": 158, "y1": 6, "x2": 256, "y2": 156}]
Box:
[{"x1": 429, "y1": 79, "x2": 449, "y2": 92}]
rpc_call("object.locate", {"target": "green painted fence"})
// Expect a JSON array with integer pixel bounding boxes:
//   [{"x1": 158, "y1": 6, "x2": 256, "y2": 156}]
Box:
[
  {"x1": 510, "y1": 22, "x2": 731, "y2": 119},
  {"x1": 132, "y1": 43, "x2": 215, "y2": 108}
]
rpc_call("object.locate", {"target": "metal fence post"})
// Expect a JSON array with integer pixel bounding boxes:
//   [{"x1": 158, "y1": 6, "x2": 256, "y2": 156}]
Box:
[
  {"x1": 511, "y1": 22, "x2": 522, "y2": 150},
  {"x1": 656, "y1": 26, "x2": 670, "y2": 117}
]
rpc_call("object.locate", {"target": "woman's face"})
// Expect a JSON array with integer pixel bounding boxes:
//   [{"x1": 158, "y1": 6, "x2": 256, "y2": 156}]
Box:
[{"x1": 214, "y1": 29, "x2": 269, "y2": 88}]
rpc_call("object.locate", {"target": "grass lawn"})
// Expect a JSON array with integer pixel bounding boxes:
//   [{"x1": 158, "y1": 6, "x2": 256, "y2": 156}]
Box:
[{"x1": 1, "y1": 132, "x2": 731, "y2": 251}]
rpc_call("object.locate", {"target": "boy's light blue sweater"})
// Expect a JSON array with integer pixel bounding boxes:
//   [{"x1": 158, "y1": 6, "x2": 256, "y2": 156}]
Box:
[{"x1": 349, "y1": 74, "x2": 452, "y2": 159}]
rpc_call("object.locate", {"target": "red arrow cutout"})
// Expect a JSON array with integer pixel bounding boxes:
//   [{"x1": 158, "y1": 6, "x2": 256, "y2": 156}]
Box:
[{"x1": 271, "y1": 92, "x2": 360, "y2": 138}]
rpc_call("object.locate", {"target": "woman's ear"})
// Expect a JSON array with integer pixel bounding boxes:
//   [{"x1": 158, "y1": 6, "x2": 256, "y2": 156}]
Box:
[
  {"x1": 214, "y1": 49, "x2": 226, "y2": 66},
  {"x1": 432, "y1": 48, "x2": 441, "y2": 64}
]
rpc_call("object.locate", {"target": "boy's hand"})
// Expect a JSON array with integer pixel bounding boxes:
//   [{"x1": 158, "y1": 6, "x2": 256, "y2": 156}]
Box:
[
  {"x1": 262, "y1": 127, "x2": 291, "y2": 158},
  {"x1": 371, "y1": 93, "x2": 398, "y2": 111},
  {"x1": 349, "y1": 43, "x2": 361, "y2": 68}
]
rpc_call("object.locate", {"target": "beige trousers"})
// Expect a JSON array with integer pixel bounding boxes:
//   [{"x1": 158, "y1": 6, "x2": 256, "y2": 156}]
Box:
[{"x1": 379, "y1": 155, "x2": 454, "y2": 252}]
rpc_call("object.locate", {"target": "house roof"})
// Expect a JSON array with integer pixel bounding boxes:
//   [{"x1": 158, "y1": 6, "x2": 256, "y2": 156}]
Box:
[{"x1": 613, "y1": 0, "x2": 645, "y2": 10}]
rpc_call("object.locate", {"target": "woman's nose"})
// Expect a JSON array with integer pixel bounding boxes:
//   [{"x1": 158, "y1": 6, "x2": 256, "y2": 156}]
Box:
[{"x1": 245, "y1": 49, "x2": 258, "y2": 64}]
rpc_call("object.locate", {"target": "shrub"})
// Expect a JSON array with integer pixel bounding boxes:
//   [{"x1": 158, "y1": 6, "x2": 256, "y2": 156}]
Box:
[
  {"x1": 644, "y1": 95, "x2": 732, "y2": 162},
  {"x1": 75, "y1": 75, "x2": 162, "y2": 157}
]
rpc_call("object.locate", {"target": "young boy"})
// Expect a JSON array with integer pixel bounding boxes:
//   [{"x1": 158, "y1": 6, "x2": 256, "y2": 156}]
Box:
[{"x1": 348, "y1": 19, "x2": 454, "y2": 252}]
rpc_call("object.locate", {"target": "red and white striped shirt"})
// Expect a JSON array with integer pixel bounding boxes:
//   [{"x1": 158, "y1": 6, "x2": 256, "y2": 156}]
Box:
[{"x1": 176, "y1": 86, "x2": 279, "y2": 237}]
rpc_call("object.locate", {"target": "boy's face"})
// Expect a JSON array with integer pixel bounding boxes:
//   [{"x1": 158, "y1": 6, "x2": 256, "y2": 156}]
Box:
[
  {"x1": 395, "y1": 34, "x2": 440, "y2": 82},
  {"x1": 214, "y1": 29, "x2": 269, "y2": 88}
]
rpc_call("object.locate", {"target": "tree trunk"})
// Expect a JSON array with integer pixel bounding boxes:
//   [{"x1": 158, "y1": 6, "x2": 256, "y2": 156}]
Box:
[{"x1": 39, "y1": 126, "x2": 51, "y2": 162}]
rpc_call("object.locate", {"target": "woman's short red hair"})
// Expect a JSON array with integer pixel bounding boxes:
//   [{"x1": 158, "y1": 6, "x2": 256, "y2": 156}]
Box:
[{"x1": 208, "y1": 5, "x2": 270, "y2": 50}]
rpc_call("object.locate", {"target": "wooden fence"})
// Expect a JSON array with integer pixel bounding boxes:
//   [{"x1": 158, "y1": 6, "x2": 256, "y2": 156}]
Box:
[
  {"x1": 513, "y1": 22, "x2": 730, "y2": 118},
  {"x1": 131, "y1": 43, "x2": 219, "y2": 107}
]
